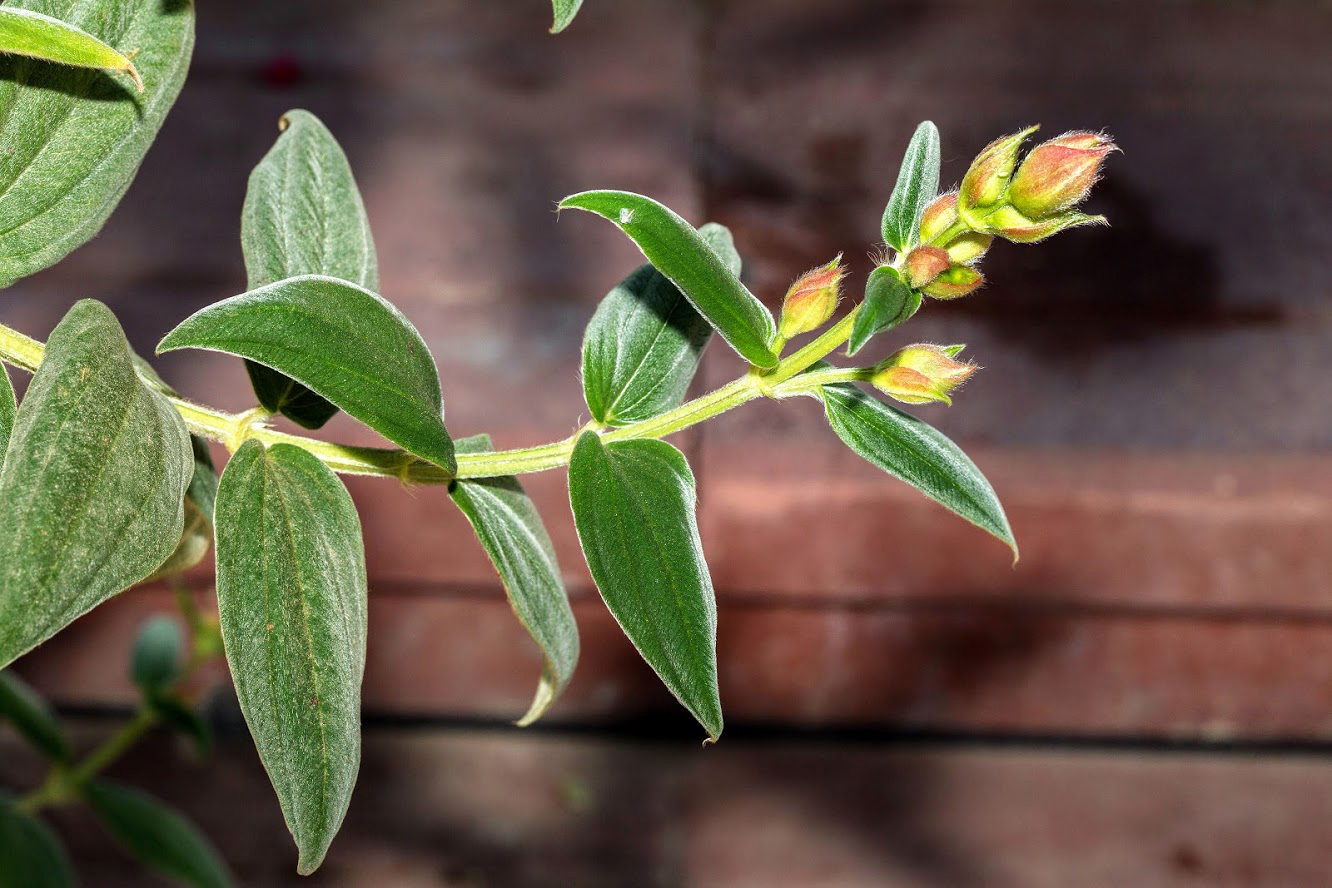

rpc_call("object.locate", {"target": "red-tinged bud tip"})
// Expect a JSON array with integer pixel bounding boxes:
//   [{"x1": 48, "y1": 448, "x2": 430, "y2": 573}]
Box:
[
  {"x1": 987, "y1": 205, "x2": 1108, "y2": 244},
  {"x1": 918, "y1": 192, "x2": 960, "y2": 245},
  {"x1": 921, "y1": 264, "x2": 984, "y2": 300},
  {"x1": 904, "y1": 246, "x2": 952, "y2": 289},
  {"x1": 1008, "y1": 131, "x2": 1117, "y2": 219},
  {"x1": 779, "y1": 256, "x2": 845, "y2": 338},
  {"x1": 959, "y1": 125, "x2": 1039, "y2": 213},
  {"x1": 872, "y1": 344, "x2": 978, "y2": 406}
]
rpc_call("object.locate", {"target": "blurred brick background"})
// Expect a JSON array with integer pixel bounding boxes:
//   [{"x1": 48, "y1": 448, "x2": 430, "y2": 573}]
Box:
[{"x1": 4, "y1": 0, "x2": 1332, "y2": 884}]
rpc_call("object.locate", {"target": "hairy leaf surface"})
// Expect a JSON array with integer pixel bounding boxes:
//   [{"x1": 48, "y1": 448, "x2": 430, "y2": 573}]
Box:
[
  {"x1": 84, "y1": 780, "x2": 233, "y2": 888},
  {"x1": 560, "y1": 191, "x2": 777, "y2": 369},
  {"x1": 568, "y1": 432, "x2": 722, "y2": 741},
  {"x1": 0, "y1": 795, "x2": 74, "y2": 888},
  {"x1": 450, "y1": 436, "x2": 578, "y2": 726},
  {"x1": 846, "y1": 266, "x2": 921, "y2": 357},
  {"x1": 881, "y1": 121, "x2": 941, "y2": 252},
  {"x1": 551, "y1": 0, "x2": 583, "y2": 32},
  {"x1": 214, "y1": 440, "x2": 367, "y2": 875},
  {"x1": 582, "y1": 223, "x2": 739, "y2": 425},
  {"x1": 242, "y1": 109, "x2": 380, "y2": 429},
  {"x1": 158, "y1": 275, "x2": 455, "y2": 473},
  {"x1": 0, "y1": 0, "x2": 194, "y2": 287},
  {"x1": 821, "y1": 384, "x2": 1016, "y2": 556},
  {"x1": 0, "y1": 670, "x2": 67, "y2": 761},
  {"x1": 0, "y1": 7, "x2": 140, "y2": 87},
  {"x1": 0, "y1": 300, "x2": 190, "y2": 669},
  {"x1": 0, "y1": 364, "x2": 14, "y2": 458}
]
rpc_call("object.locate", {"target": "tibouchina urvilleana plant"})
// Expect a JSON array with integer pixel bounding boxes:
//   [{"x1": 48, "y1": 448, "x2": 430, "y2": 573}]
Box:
[{"x1": 0, "y1": 0, "x2": 1114, "y2": 881}]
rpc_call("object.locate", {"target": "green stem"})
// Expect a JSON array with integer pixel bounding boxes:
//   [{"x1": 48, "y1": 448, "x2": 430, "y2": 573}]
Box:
[{"x1": 0, "y1": 303, "x2": 864, "y2": 481}]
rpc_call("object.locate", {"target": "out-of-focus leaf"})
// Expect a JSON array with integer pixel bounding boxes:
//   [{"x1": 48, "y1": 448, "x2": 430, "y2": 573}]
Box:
[
  {"x1": 158, "y1": 275, "x2": 455, "y2": 473},
  {"x1": 241, "y1": 109, "x2": 380, "y2": 429},
  {"x1": 0, "y1": 671, "x2": 67, "y2": 761},
  {"x1": 881, "y1": 121, "x2": 941, "y2": 252},
  {"x1": 567, "y1": 432, "x2": 722, "y2": 741},
  {"x1": 0, "y1": 300, "x2": 191, "y2": 669},
  {"x1": 0, "y1": 0, "x2": 194, "y2": 287},
  {"x1": 559, "y1": 191, "x2": 778, "y2": 369},
  {"x1": 450, "y1": 436, "x2": 578, "y2": 726},
  {"x1": 214, "y1": 440, "x2": 366, "y2": 875},
  {"x1": 0, "y1": 795, "x2": 75, "y2": 888},
  {"x1": 151, "y1": 694, "x2": 212, "y2": 759},
  {"x1": 84, "y1": 780, "x2": 233, "y2": 888}
]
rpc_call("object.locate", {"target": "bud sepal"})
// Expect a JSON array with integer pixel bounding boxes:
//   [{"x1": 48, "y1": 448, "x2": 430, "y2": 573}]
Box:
[{"x1": 871, "y1": 344, "x2": 978, "y2": 406}]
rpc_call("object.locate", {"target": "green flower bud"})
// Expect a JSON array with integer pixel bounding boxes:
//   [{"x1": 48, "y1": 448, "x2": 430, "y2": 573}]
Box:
[
  {"x1": 918, "y1": 192, "x2": 960, "y2": 244},
  {"x1": 958, "y1": 125, "x2": 1039, "y2": 216},
  {"x1": 921, "y1": 265, "x2": 984, "y2": 300},
  {"x1": 871, "y1": 344, "x2": 978, "y2": 406},
  {"x1": 778, "y1": 255, "x2": 844, "y2": 338},
  {"x1": 987, "y1": 205, "x2": 1107, "y2": 244}
]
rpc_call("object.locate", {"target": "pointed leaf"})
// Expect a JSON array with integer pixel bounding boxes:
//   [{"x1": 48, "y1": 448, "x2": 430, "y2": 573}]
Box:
[
  {"x1": 821, "y1": 384, "x2": 1016, "y2": 557},
  {"x1": 130, "y1": 616, "x2": 183, "y2": 694},
  {"x1": 214, "y1": 440, "x2": 367, "y2": 875},
  {"x1": 0, "y1": 796, "x2": 75, "y2": 888},
  {"x1": 158, "y1": 275, "x2": 455, "y2": 473},
  {"x1": 242, "y1": 109, "x2": 380, "y2": 430},
  {"x1": 84, "y1": 780, "x2": 233, "y2": 888},
  {"x1": 450, "y1": 436, "x2": 578, "y2": 725},
  {"x1": 0, "y1": 364, "x2": 14, "y2": 458},
  {"x1": 150, "y1": 694, "x2": 212, "y2": 759},
  {"x1": 0, "y1": 7, "x2": 140, "y2": 89},
  {"x1": 0, "y1": 0, "x2": 194, "y2": 287},
  {"x1": 0, "y1": 671, "x2": 67, "y2": 761},
  {"x1": 551, "y1": 0, "x2": 584, "y2": 32},
  {"x1": 846, "y1": 266, "x2": 921, "y2": 357},
  {"x1": 881, "y1": 121, "x2": 941, "y2": 252},
  {"x1": 559, "y1": 191, "x2": 777, "y2": 369},
  {"x1": 567, "y1": 432, "x2": 722, "y2": 741},
  {"x1": 582, "y1": 223, "x2": 739, "y2": 425},
  {"x1": 0, "y1": 300, "x2": 191, "y2": 669}
]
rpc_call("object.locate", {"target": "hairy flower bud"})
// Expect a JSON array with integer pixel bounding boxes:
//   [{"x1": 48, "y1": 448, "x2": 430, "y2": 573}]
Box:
[
  {"x1": 958, "y1": 125, "x2": 1039, "y2": 216},
  {"x1": 987, "y1": 205, "x2": 1107, "y2": 244},
  {"x1": 871, "y1": 344, "x2": 978, "y2": 406},
  {"x1": 904, "y1": 246, "x2": 951, "y2": 289},
  {"x1": 1009, "y1": 131, "x2": 1117, "y2": 219},
  {"x1": 921, "y1": 264, "x2": 984, "y2": 300},
  {"x1": 918, "y1": 192, "x2": 993, "y2": 264},
  {"x1": 778, "y1": 255, "x2": 844, "y2": 338},
  {"x1": 918, "y1": 192, "x2": 960, "y2": 245}
]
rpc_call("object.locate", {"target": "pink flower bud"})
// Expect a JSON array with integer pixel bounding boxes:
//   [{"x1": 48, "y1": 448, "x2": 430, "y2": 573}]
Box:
[
  {"x1": 778, "y1": 255, "x2": 844, "y2": 338},
  {"x1": 959, "y1": 125, "x2": 1039, "y2": 214},
  {"x1": 871, "y1": 344, "x2": 978, "y2": 406},
  {"x1": 904, "y1": 246, "x2": 951, "y2": 289},
  {"x1": 987, "y1": 205, "x2": 1107, "y2": 244},
  {"x1": 1008, "y1": 131, "x2": 1117, "y2": 219},
  {"x1": 921, "y1": 265, "x2": 984, "y2": 300},
  {"x1": 918, "y1": 192, "x2": 960, "y2": 244}
]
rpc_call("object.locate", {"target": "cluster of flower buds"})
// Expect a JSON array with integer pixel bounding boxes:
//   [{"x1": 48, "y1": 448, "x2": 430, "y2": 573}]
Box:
[
  {"x1": 870, "y1": 344, "x2": 977, "y2": 406},
  {"x1": 956, "y1": 126, "x2": 1116, "y2": 244},
  {"x1": 778, "y1": 255, "x2": 845, "y2": 339}
]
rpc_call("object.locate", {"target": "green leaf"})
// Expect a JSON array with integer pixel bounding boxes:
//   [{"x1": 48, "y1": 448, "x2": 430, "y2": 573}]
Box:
[
  {"x1": 449, "y1": 436, "x2": 579, "y2": 727},
  {"x1": 83, "y1": 780, "x2": 233, "y2": 888},
  {"x1": 846, "y1": 266, "x2": 921, "y2": 357},
  {"x1": 0, "y1": 7, "x2": 141, "y2": 90},
  {"x1": 214, "y1": 440, "x2": 366, "y2": 875},
  {"x1": 241, "y1": 109, "x2": 380, "y2": 430},
  {"x1": 551, "y1": 0, "x2": 584, "y2": 33},
  {"x1": 0, "y1": 670, "x2": 67, "y2": 761},
  {"x1": 881, "y1": 121, "x2": 941, "y2": 252},
  {"x1": 821, "y1": 384, "x2": 1016, "y2": 557},
  {"x1": 567, "y1": 432, "x2": 722, "y2": 741},
  {"x1": 0, "y1": 300, "x2": 191, "y2": 670},
  {"x1": 0, "y1": 364, "x2": 15, "y2": 459},
  {"x1": 151, "y1": 694, "x2": 212, "y2": 759},
  {"x1": 0, "y1": 0, "x2": 194, "y2": 288},
  {"x1": 582, "y1": 223, "x2": 740, "y2": 425},
  {"x1": 130, "y1": 616, "x2": 183, "y2": 694},
  {"x1": 158, "y1": 275, "x2": 455, "y2": 474},
  {"x1": 559, "y1": 191, "x2": 778, "y2": 369},
  {"x1": 0, "y1": 796, "x2": 75, "y2": 888}
]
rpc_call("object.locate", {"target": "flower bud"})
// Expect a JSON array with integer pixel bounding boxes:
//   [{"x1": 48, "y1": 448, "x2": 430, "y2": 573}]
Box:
[
  {"x1": 987, "y1": 205, "x2": 1107, "y2": 244},
  {"x1": 1008, "y1": 131, "x2": 1117, "y2": 219},
  {"x1": 918, "y1": 192, "x2": 960, "y2": 244},
  {"x1": 943, "y1": 231, "x2": 993, "y2": 265},
  {"x1": 921, "y1": 265, "x2": 984, "y2": 300},
  {"x1": 871, "y1": 344, "x2": 978, "y2": 406},
  {"x1": 778, "y1": 255, "x2": 844, "y2": 338},
  {"x1": 904, "y1": 246, "x2": 951, "y2": 289},
  {"x1": 958, "y1": 125, "x2": 1039, "y2": 215}
]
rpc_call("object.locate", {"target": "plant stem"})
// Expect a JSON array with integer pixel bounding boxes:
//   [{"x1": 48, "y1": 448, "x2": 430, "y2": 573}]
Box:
[{"x1": 0, "y1": 305, "x2": 864, "y2": 481}]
